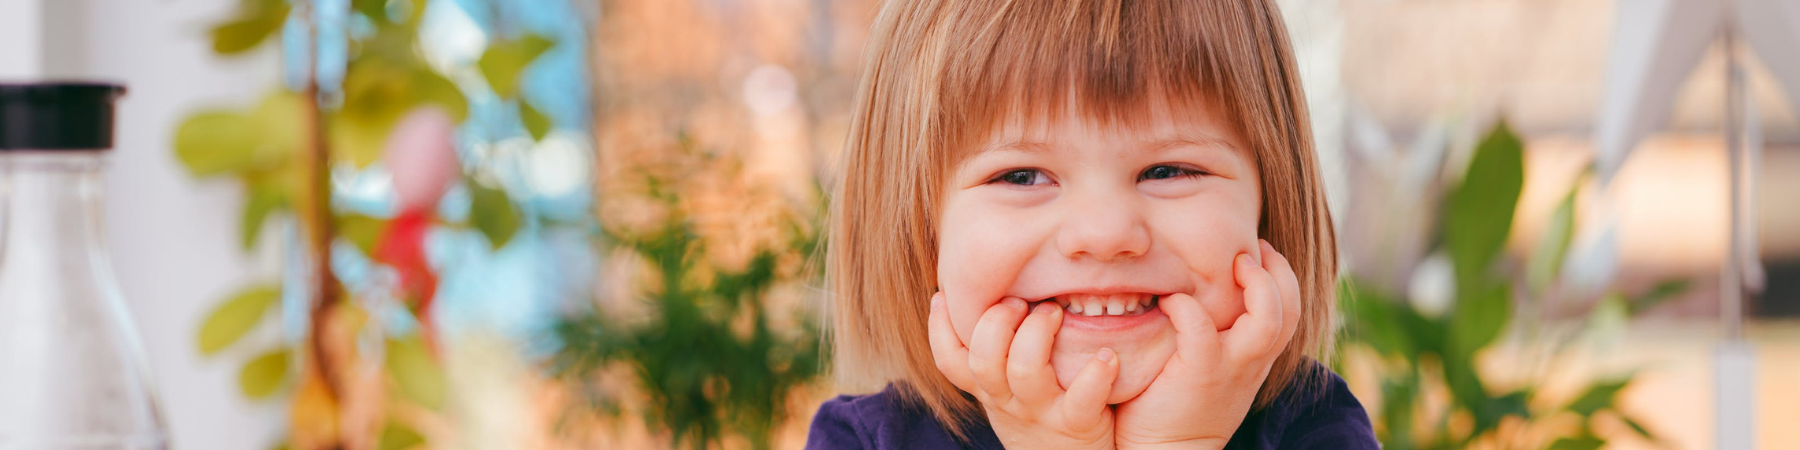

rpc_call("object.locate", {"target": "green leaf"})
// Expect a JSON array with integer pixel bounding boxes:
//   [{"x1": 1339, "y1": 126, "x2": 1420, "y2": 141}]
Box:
[
  {"x1": 1527, "y1": 183, "x2": 1579, "y2": 293},
  {"x1": 333, "y1": 61, "x2": 469, "y2": 167},
  {"x1": 478, "y1": 34, "x2": 555, "y2": 99},
  {"x1": 334, "y1": 61, "x2": 415, "y2": 167},
  {"x1": 239, "y1": 347, "x2": 291, "y2": 399},
  {"x1": 1565, "y1": 377, "x2": 1631, "y2": 416},
  {"x1": 1446, "y1": 120, "x2": 1525, "y2": 288},
  {"x1": 1339, "y1": 280, "x2": 1436, "y2": 362},
  {"x1": 250, "y1": 91, "x2": 306, "y2": 156},
  {"x1": 1626, "y1": 279, "x2": 1690, "y2": 316},
  {"x1": 210, "y1": 17, "x2": 284, "y2": 55},
  {"x1": 378, "y1": 421, "x2": 427, "y2": 450},
  {"x1": 1548, "y1": 436, "x2": 1605, "y2": 450},
  {"x1": 336, "y1": 213, "x2": 389, "y2": 257},
  {"x1": 1620, "y1": 412, "x2": 1660, "y2": 441},
  {"x1": 197, "y1": 284, "x2": 282, "y2": 355},
  {"x1": 174, "y1": 91, "x2": 303, "y2": 177},
  {"x1": 174, "y1": 111, "x2": 258, "y2": 177},
  {"x1": 520, "y1": 101, "x2": 552, "y2": 141},
  {"x1": 387, "y1": 335, "x2": 446, "y2": 409},
  {"x1": 1376, "y1": 373, "x2": 1419, "y2": 448},
  {"x1": 239, "y1": 171, "x2": 289, "y2": 251},
  {"x1": 352, "y1": 0, "x2": 390, "y2": 22},
  {"x1": 209, "y1": 0, "x2": 291, "y2": 55},
  {"x1": 1440, "y1": 284, "x2": 1518, "y2": 436},
  {"x1": 1440, "y1": 343, "x2": 1489, "y2": 418},
  {"x1": 1585, "y1": 293, "x2": 1631, "y2": 342},
  {"x1": 239, "y1": 187, "x2": 281, "y2": 250},
  {"x1": 342, "y1": 62, "x2": 416, "y2": 120},
  {"x1": 1448, "y1": 284, "x2": 1511, "y2": 360},
  {"x1": 328, "y1": 112, "x2": 398, "y2": 168},
  {"x1": 412, "y1": 69, "x2": 469, "y2": 123},
  {"x1": 468, "y1": 181, "x2": 521, "y2": 250},
  {"x1": 1470, "y1": 389, "x2": 1530, "y2": 439}
]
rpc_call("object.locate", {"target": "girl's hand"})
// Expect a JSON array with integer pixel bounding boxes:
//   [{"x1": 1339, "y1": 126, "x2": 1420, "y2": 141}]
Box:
[
  {"x1": 1112, "y1": 240, "x2": 1302, "y2": 450},
  {"x1": 929, "y1": 293, "x2": 1121, "y2": 450}
]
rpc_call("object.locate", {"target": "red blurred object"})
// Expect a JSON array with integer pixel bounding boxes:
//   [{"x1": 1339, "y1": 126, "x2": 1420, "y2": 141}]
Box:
[{"x1": 376, "y1": 208, "x2": 438, "y2": 318}]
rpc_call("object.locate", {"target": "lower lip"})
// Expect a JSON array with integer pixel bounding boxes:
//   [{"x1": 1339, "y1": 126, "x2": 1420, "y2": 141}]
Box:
[{"x1": 1057, "y1": 303, "x2": 1166, "y2": 332}]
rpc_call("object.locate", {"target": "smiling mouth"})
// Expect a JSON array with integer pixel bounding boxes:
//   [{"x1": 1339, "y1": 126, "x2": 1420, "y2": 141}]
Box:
[{"x1": 1035, "y1": 294, "x2": 1161, "y2": 317}]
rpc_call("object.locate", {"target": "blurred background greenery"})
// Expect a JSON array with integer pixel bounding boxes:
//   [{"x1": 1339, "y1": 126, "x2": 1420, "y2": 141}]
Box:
[{"x1": 6, "y1": 0, "x2": 1798, "y2": 448}]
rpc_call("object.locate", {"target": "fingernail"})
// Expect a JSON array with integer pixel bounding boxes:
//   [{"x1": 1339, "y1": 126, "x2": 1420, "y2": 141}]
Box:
[
  {"x1": 1096, "y1": 348, "x2": 1117, "y2": 363},
  {"x1": 1260, "y1": 239, "x2": 1274, "y2": 253},
  {"x1": 1237, "y1": 253, "x2": 1252, "y2": 268},
  {"x1": 1006, "y1": 297, "x2": 1027, "y2": 311},
  {"x1": 1032, "y1": 302, "x2": 1052, "y2": 315},
  {"x1": 930, "y1": 294, "x2": 943, "y2": 309}
]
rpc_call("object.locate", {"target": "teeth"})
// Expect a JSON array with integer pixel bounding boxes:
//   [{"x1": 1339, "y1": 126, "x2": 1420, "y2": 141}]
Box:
[{"x1": 1051, "y1": 293, "x2": 1158, "y2": 317}]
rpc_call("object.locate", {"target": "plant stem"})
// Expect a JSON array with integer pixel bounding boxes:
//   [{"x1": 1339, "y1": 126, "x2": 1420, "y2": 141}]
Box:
[
  {"x1": 301, "y1": 82, "x2": 344, "y2": 403},
  {"x1": 297, "y1": 1, "x2": 345, "y2": 447}
]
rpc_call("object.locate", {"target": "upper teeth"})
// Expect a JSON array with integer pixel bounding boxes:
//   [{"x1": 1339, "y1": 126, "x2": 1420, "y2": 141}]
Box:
[{"x1": 1051, "y1": 294, "x2": 1158, "y2": 317}]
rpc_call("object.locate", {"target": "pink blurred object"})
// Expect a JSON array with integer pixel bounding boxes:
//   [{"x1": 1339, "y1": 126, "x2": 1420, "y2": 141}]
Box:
[{"x1": 384, "y1": 107, "x2": 460, "y2": 213}]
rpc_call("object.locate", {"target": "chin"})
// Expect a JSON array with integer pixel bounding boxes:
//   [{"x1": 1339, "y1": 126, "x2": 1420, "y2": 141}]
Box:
[{"x1": 1042, "y1": 303, "x2": 1178, "y2": 404}]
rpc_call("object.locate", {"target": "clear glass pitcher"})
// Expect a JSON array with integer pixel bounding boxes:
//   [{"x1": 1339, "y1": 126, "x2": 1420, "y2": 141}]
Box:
[{"x1": 0, "y1": 83, "x2": 169, "y2": 449}]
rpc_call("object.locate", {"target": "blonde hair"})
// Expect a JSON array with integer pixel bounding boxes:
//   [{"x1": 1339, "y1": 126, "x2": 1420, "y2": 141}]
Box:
[{"x1": 826, "y1": 0, "x2": 1337, "y2": 437}]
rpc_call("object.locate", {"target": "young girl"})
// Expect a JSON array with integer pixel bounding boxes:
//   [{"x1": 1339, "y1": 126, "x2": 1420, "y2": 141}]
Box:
[{"x1": 808, "y1": 0, "x2": 1377, "y2": 448}]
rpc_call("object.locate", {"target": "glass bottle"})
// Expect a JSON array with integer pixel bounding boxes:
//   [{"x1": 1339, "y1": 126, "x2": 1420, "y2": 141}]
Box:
[{"x1": 0, "y1": 83, "x2": 169, "y2": 449}]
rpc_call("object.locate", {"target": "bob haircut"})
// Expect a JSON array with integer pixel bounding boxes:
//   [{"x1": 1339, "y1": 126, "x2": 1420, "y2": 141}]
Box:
[{"x1": 827, "y1": 0, "x2": 1337, "y2": 437}]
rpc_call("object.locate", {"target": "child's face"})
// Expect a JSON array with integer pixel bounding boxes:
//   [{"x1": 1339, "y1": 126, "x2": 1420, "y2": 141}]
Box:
[{"x1": 937, "y1": 102, "x2": 1262, "y2": 404}]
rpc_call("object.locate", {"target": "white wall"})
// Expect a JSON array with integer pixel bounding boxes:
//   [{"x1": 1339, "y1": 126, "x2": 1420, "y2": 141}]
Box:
[
  {"x1": 36, "y1": 0, "x2": 286, "y2": 449},
  {"x1": 0, "y1": 0, "x2": 44, "y2": 78}
]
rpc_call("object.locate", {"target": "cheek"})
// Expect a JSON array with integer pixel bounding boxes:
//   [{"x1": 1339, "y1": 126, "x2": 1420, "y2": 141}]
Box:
[
  {"x1": 937, "y1": 197, "x2": 1047, "y2": 342},
  {"x1": 1151, "y1": 191, "x2": 1261, "y2": 327}
]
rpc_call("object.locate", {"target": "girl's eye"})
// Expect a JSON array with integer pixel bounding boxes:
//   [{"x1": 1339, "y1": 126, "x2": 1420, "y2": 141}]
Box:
[
  {"x1": 992, "y1": 169, "x2": 1051, "y2": 186},
  {"x1": 1140, "y1": 164, "x2": 1205, "y2": 181}
]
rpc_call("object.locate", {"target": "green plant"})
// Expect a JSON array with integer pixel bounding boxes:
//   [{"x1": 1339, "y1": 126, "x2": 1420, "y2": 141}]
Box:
[
  {"x1": 1337, "y1": 121, "x2": 1684, "y2": 450},
  {"x1": 549, "y1": 138, "x2": 826, "y2": 450},
  {"x1": 178, "y1": 0, "x2": 560, "y2": 448}
]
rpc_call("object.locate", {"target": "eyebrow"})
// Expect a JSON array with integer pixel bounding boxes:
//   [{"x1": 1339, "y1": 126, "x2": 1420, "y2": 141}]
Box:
[
  {"x1": 977, "y1": 133, "x2": 1242, "y2": 156},
  {"x1": 1145, "y1": 134, "x2": 1241, "y2": 154}
]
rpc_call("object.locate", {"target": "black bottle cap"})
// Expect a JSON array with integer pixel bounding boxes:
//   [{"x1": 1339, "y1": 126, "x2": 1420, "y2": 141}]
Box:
[{"x1": 0, "y1": 82, "x2": 127, "y2": 150}]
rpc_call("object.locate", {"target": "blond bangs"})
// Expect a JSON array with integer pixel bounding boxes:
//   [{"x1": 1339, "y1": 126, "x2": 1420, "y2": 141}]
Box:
[{"x1": 829, "y1": 0, "x2": 1337, "y2": 441}]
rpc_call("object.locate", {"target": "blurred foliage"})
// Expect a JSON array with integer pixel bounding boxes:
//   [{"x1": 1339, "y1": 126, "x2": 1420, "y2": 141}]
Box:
[
  {"x1": 549, "y1": 136, "x2": 826, "y2": 450},
  {"x1": 178, "y1": 0, "x2": 563, "y2": 448},
  {"x1": 1338, "y1": 121, "x2": 1685, "y2": 450}
]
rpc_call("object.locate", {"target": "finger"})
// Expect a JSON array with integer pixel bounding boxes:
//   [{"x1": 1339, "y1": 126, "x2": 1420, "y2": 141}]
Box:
[
  {"x1": 1059, "y1": 347, "x2": 1120, "y2": 426},
  {"x1": 1229, "y1": 251, "x2": 1285, "y2": 361},
  {"x1": 927, "y1": 292, "x2": 977, "y2": 393},
  {"x1": 1008, "y1": 302, "x2": 1064, "y2": 404},
  {"x1": 1261, "y1": 240, "x2": 1304, "y2": 349},
  {"x1": 967, "y1": 297, "x2": 1029, "y2": 403},
  {"x1": 1158, "y1": 292, "x2": 1222, "y2": 363}
]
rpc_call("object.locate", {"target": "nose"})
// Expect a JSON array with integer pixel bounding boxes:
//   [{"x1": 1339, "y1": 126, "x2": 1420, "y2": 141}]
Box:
[{"x1": 1054, "y1": 187, "x2": 1151, "y2": 262}]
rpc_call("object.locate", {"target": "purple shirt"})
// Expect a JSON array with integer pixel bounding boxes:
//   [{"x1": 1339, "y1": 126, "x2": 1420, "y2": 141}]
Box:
[{"x1": 805, "y1": 362, "x2": 1378, "y2": 449}]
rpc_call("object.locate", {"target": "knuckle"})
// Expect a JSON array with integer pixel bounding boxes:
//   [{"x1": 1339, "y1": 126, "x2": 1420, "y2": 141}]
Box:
[
  {"x1": 1005, "y1": 360, "x2": 1034, "y2": 377},
  {"x1": 934, "y1": 357, "x2": 956, "y2": 373},
  {"x1": 972, "y1": 361, "x2": 1004, "y2": 379},
  {"x1": 929, "y1": 338, "x2": 956, "y2": 355}
]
